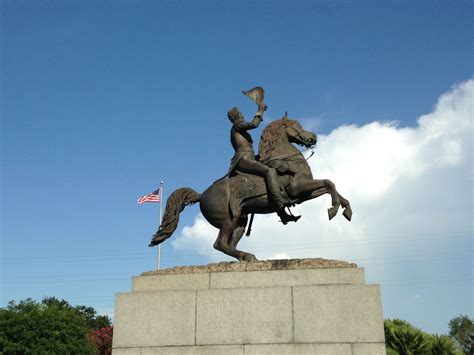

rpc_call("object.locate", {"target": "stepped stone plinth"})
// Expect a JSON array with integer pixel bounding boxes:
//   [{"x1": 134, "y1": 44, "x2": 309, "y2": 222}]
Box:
[{"x1": 112, "y1": 258, "x2": 386, "y2": 355}]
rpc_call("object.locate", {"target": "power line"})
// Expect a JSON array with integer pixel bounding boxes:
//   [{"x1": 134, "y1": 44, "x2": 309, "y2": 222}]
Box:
[
  {"x1": 3, "y1": 230, "x2": 470, "y2": 261},
  {"x1": 360, "y1": 256, "x2": 472, "y2": 267},
  {"x1": 2, "y1": 249, "x2": 472, "y2": 281},
  {"x1": 380, "y1": 277, "x2": 473, "y2": 287},
  {"x1": 2, "y1": 254, "x2": 471, "y2": 285},
  {"x1": 1, "y1": 231, "x2": 471, "y2": 264},
  {"x1": 1, "y1": 271, "x2": 144, "y2": 280},
  {"x1": 3, "y1": 278, "x2": 130, "y2": 285}
]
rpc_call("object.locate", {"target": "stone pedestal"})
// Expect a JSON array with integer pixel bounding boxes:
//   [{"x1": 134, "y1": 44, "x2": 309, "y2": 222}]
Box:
[{"x1": 112, "y1": 259, "x2": 386, "y2": 355}]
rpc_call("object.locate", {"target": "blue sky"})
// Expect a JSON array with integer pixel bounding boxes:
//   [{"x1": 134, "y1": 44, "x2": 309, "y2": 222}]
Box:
[{"x1": 1, "y1": 0, "x2": 472, "y2": 334}]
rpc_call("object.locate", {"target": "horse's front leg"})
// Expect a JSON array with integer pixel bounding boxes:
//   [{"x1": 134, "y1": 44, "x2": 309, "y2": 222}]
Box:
[
  {"x1": 337, "y1": 192, "x2": 352, "y2": 221},
  {"x1": 287, "y1": 178, "x2": 341, "y2": 220}
]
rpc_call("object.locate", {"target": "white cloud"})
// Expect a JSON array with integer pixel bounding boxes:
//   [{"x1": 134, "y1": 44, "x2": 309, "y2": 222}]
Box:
[
  {"x1": 169, "y1": 79, "x2": 473, "y2": 332},
  {"x1": 171, "y1": 214, "x2": 228, "y2": 262},
  {"x1": 172, "y1": 79, "x2": 472, "y2": 263},
  {"x1": 269, "y1": 253, "x2": 290, "y2": 260}
]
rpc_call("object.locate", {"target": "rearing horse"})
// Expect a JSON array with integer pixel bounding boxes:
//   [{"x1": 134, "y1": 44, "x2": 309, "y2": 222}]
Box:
[{"x1": 149, "y1": 114, "x2": 352, "y2": 262}]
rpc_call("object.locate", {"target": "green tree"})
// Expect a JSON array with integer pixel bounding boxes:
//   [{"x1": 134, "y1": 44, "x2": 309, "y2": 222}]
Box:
[
  {"x1": 449, "y1": 315, "x2": 474, "y2": 355},
  {"x1": 42, "y1": 297, "x2": 111, "y2": 330},
  {"x1": 384, "y1": 318, "x2": 467, "y2": 355},
  {"x1": 0, "y1": 297, "x2": 111, "y2": 354},
  {"x1": 429, "y1": 334, "x2": 461, "y2": 355},
  {"x1": 385, "y1": 319, "x2": 431, "y2": 355}
]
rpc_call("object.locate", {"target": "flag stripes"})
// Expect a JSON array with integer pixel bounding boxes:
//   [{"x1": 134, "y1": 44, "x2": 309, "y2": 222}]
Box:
[{"x1": 137, "y1": 189, "x2": 161, "y2": 204}]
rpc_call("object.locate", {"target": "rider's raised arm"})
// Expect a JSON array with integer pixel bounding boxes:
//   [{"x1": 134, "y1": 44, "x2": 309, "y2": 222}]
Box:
[
  {"x1": 235, "y1": 115, "x2": 263, "y2": 130},
  {"x1": 234, "y1": 104, "x2": 267, "y2": 131}
]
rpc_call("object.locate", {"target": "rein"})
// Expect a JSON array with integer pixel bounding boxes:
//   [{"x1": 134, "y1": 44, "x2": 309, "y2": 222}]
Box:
[
  {"x1": 305, "y1": 147, "x2": 315, "y2": 160},
  {"x1": 262, "y1": 147, "x2": 315, "y2": 164}
]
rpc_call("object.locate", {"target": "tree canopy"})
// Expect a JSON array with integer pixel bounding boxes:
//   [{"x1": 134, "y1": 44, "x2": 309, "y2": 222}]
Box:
[
  {"x1": 385, "y1": 318, "x2": 462, "y2": 355},
  {"x1": 449, "y1": 315, "x2": 474, "y2": 355},
  {"x1": 0, "y1": 297, "x2": 111, "y2": 354}
]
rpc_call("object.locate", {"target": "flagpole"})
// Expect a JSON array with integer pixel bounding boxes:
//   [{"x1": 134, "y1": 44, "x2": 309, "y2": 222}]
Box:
[{"x1": 158, "y1": 181, "x2": 164, "y2": 270}]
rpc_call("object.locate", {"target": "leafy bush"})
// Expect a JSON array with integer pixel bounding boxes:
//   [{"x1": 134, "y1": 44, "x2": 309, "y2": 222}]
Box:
[
  {"x1": 385, "y1": 319, "x2": 431, "y2": 355},
  {"x1": 430, "y1": 334, "x2": 461, "y2": 355},
  {"x1": 385, "y1": 319, "x2": 463, "y2": 355},
  {"x1": 0, "y1": 297, "x2": 111, "y2": 354},
  {"x1": 449, "y1": 315, "x2": 474, "y2": 355},
  {"x1": 88, "y1": 325, "x2": 113, "y2": 355}
]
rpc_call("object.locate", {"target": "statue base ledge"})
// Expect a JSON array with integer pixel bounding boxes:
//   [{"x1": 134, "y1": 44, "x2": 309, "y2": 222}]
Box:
[
  {"x1": 141, "y1": 257, "x2": 357, "y2": 276},
  {"x1": 114, "y1": 258, "x2": 385, "y2": 353}
]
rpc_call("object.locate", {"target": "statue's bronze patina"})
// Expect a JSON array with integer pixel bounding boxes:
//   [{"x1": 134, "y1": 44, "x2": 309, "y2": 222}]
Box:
[{"x1": 149, "y1": 88, "x2": 352, "y2": 262}]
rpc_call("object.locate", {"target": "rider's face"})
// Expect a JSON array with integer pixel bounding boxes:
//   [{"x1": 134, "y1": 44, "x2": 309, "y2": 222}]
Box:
[
  {"x1": 235, "y1": 110, "x2": 243, "y2": 121},
  {"x1": 230, "y1": 109, "x2": 243, "y2": 123}
]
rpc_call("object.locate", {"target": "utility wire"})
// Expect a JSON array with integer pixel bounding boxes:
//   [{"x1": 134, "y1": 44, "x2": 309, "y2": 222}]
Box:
[
  {"x1": 3, "y1": 230, "x2": 469, "y2": 261},
  {"x1": 2, "y1": 231, "x2": 471, "y2": 264},
  {"x1": 2, "y1": 253, "x2": 471, "y2": 285},
  {"x1": 2, "y1": 248, "x2": 472, "y2": 281}
]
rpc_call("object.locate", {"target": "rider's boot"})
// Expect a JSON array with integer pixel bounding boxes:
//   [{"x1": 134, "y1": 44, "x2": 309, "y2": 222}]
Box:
[
  {"x1": 278, "y1": 208, "x2": 301, "y2": 225},
  {"x1": 265, "y1": 169, "x2": 300, "y2": 225},
  {"x1": 287, "y1": 208, "x2": 302, "y2": 222}
]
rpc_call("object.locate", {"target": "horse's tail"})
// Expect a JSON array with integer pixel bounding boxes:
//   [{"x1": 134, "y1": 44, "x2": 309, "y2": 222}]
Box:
[{"x1": 149, "y1": 187, "x2": 201, "y2": 247}]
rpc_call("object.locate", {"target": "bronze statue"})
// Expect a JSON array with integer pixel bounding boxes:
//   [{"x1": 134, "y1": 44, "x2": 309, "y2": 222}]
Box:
[
  {"x1": 226, "y1": 103, "x2": 299, "y2": 225},
  {"x1": 149, "y1": 88, "x2": 352, "y2": 262}
]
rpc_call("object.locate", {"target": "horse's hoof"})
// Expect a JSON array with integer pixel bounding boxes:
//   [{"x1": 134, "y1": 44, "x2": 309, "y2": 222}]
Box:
[
  {"x1": 343, "y1": 208, "x2": 352, "y2": 221},
  {"x1": 328, "y1": 207, "x2": 337, "y2": 220},
  {"x1": 241, "y1": 253, "x2": 258, "y2": 262}
]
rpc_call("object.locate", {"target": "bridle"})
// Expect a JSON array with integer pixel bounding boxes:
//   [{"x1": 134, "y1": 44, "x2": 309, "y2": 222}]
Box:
[{"x1": 261, "y1": 145, "x2": 315, "y2": 164}]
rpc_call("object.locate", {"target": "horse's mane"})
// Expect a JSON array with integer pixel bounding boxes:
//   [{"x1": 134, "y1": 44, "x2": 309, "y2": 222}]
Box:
[{"x1": 259, "y1": 119, "x2": 288, "y2": 162}]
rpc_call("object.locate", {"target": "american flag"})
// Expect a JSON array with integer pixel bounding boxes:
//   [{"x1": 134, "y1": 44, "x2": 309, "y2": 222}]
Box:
[{"x1": 137, "y1": 188, "x2": 161, "y2": 204}]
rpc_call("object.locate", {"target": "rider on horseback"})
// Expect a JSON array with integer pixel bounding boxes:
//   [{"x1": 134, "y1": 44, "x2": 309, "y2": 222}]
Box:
[{"x1": 227, "y1": 105, "x2": 300, "y2": 225}]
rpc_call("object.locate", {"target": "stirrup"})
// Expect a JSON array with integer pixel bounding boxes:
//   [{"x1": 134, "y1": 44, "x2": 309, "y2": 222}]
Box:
[{"x1": 287, "y1": 207, "x2": 301, "y2": 220}]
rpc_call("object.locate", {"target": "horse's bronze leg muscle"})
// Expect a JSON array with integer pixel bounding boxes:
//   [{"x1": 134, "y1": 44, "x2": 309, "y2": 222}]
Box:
[
  {"x1": 230, "y1": 216, "x2": 248, "y2": 249},
  {"x1": 288, "y1": 178, "x2": 342, "y2": 220},
  {"x1": 214, "y1": 218, "x2": 258, "y2": 262}
]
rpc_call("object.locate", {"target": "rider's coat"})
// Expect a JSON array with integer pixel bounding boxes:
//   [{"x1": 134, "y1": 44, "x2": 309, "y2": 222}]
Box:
[{"x1": 227, "y1": 115, "x2": 263, "y2": 177}]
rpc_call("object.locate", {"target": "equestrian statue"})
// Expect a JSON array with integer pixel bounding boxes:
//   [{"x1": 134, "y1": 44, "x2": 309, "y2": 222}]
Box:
[{"x1": 149, "y1": 87, "x2": 352, "y2": 262}]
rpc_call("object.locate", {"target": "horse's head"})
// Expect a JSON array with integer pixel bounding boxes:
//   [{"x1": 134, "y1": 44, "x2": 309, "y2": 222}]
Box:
[
  {"x1": 259, "y1": 112, "x2": 317, "y2": 161},
  {"x1": 281, "y1": 112, "x2": 317, "y2": 148}
]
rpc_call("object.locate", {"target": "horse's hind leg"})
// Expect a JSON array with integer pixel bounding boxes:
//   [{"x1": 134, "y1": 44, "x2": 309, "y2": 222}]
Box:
[
  {"x1": 214, "y1": 218, "x2": 257, "y2": 262},
  {"x1": 213, "y1": 224, "x2": 231, "y2": 255},
  {"x1": 232, "y1": 215, "x2": 260, "y2": 262},
  {"x1": 229, "y1": 216, "x2": 247, "y2": 248}
]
